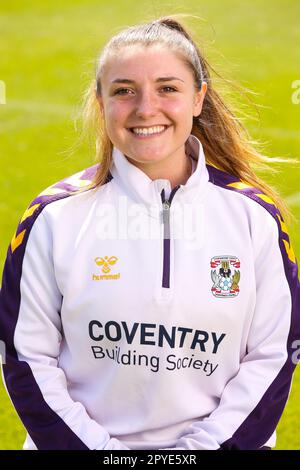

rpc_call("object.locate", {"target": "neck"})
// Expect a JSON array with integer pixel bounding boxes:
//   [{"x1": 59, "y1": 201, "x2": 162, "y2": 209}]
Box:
[{"x1": 127, "y1": 153, "x2": 193, "y2": 189}]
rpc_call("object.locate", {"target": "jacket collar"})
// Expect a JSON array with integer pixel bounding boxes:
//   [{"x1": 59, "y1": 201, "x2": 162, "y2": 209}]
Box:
[{"x1": 110, "y1": 134, "x2": 209, "y2": 208}]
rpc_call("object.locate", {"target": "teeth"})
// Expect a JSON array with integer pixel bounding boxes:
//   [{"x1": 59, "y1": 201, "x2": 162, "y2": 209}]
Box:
[{"x1": 131, "y1": 125, "x2": 166, "y2": 135}]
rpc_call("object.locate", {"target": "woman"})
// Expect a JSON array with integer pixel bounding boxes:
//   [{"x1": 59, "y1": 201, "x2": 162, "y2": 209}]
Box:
[{"x1": 0, "y1": 17, "x2": 299, "y2": 450}]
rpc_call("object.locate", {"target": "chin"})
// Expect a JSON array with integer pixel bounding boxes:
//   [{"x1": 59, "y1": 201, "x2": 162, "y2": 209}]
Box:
[{"x1": 129, "y1": 155, "x2": 165, "y2": 165}]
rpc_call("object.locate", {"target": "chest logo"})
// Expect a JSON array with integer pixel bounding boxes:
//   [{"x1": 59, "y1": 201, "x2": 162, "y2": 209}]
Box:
[
  {"x1": 211, "y1": 256, "x2": 240, "y2": 297},
  {"x1": 95, "y1": 256, "x2": 118, "y2": 273},
  {"x1": 93, "y1": 256, "x2": 120, "y2": 281}
]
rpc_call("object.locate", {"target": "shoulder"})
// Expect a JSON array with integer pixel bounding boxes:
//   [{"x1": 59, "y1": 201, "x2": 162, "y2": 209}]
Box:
[
  {"x1": 10, "y1": 164, "x2": 107, "y2": 255},
  {"x1": 206, "y1": 164, "x2": 296, "y2": 266},
  {"x1": 207, "y1": 164, "x2": 278, "y2": 219}
]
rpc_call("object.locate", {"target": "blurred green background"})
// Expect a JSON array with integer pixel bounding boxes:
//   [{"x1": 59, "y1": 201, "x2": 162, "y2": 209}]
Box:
[{"x1": 0, "y1": 0, "x2": 299, "y2": 450}]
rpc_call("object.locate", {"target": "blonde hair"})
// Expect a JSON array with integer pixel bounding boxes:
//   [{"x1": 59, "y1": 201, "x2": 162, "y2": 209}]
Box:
[{"x1": 81, "y1": 16, "x2": 294, "y2": 222}]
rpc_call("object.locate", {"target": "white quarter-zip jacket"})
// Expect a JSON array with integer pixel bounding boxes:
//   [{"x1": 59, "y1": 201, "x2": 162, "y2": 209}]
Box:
[{"x1": 0, "y1": 134, "x2": 299, "y2": 450}]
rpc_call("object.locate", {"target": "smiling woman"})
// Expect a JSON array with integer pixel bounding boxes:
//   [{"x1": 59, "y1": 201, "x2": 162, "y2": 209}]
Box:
[
  {"x1": 96, "y1": 44, "x2": 206, "y2": 188},
  {"x1": 0, "y1": 16, "x2": 300, "y2": 451}
]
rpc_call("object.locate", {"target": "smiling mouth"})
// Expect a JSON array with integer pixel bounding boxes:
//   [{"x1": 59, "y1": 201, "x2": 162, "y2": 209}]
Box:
[{"x1": 128, "y1": 125, "x2": 170, "y2": 137}]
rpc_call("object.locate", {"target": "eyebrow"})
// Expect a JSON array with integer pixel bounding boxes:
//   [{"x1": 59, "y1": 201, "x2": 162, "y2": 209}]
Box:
[{"x1": 110, "y1": 76, "x2": 185, "y2": 85}]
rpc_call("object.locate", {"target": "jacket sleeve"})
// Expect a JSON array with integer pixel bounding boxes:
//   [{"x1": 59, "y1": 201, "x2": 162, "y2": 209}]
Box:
[
  {"x1": 165, "y1": 210, "x2": 300, "y2": 450},
  {"x1": 0, "y1": 210, "x2": 129, "y2": 450}
]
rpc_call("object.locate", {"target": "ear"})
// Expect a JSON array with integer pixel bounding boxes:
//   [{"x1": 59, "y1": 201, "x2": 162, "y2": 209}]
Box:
[{"x1": 193, "y1": 81, "x2": 207, "y2": 117}]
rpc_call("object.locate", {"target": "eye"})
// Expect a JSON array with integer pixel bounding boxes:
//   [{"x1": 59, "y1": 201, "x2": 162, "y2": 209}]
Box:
[
  {"x1": 112, "y1": 86, "x2": 177, "y2": 96},
  {"x1": 160, "y1": 86, "x2": 177, "y2": 93},
  {"x1": 113, "y1": 88, "x2": 134, "y2": 96}
]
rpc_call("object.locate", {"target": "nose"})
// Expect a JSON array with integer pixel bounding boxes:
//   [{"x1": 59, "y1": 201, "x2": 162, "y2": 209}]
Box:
[{"x1": 135, "y1": 89, "x2": 159, "y2": 119}]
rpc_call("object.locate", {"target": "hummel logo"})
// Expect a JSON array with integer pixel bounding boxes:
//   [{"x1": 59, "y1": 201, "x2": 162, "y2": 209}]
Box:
[
  {"x1": 95, "y1": 256, "x2": 118, "y2": 274},
  {"x1": 93, "y1": 256, "x2": 120, "y2": 281}
]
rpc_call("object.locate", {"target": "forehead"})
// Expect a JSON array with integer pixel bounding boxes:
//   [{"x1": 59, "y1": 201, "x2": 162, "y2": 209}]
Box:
[{"x1": 102, "y1": 44, "x2": 192, "y2": 83}]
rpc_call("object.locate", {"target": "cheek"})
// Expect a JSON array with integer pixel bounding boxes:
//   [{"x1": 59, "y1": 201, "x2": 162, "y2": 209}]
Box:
[
  {"x1": 167, "y1": 98, "x2": 195, "y2": 119},
  {"x1": 105, "y1": 102, "x2": 128, "y2": 127}
]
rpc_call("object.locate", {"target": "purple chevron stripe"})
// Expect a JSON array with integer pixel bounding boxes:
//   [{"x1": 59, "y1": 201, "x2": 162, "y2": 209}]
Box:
[
  {"x1": 207, "y1": 165, "x2": 280, "y2": 218},
  {"x1": 80, "y1": 164, "x2": 99, "y2": 180},
  {"x1": 52, "y1": 181, "x2": 86, "y2": 192}
]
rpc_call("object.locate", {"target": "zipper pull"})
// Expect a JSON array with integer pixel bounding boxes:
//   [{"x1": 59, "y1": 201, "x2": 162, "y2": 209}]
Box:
[
  {"x1": 160, "y1": 185, "x2": 180, "y2": 229},
  {"x1": 162, "y1": 200, "x2": 170, "y2": 211}
]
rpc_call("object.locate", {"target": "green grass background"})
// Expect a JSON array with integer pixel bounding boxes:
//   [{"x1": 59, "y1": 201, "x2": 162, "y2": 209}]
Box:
[{"x1": 0, "y1": 0, "x2": 299, "y2": 449}]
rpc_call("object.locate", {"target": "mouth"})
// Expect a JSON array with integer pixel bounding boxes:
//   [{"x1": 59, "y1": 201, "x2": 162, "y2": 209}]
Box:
[{"x1": 127, "y1": 125, "x2": 170, "y2": 138}]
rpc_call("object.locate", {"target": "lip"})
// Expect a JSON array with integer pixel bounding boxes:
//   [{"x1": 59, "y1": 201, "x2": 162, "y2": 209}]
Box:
[
  {"x1": 127, "y1": 125, "x2": 170, "y2": 139},
  {"x1": 128, "y1": 124, "x2": 171, "y2": 128}
]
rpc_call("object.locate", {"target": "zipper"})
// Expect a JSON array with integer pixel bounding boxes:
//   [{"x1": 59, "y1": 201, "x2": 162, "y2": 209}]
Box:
[{"x1": 160, "y1": 185, "x2": 180, "y2": 288}]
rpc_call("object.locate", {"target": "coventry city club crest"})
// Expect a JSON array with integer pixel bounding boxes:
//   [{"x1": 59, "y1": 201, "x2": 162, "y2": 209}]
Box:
[{"x1": 211, "y1": 255, "x2": 240, "y2": 298}]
